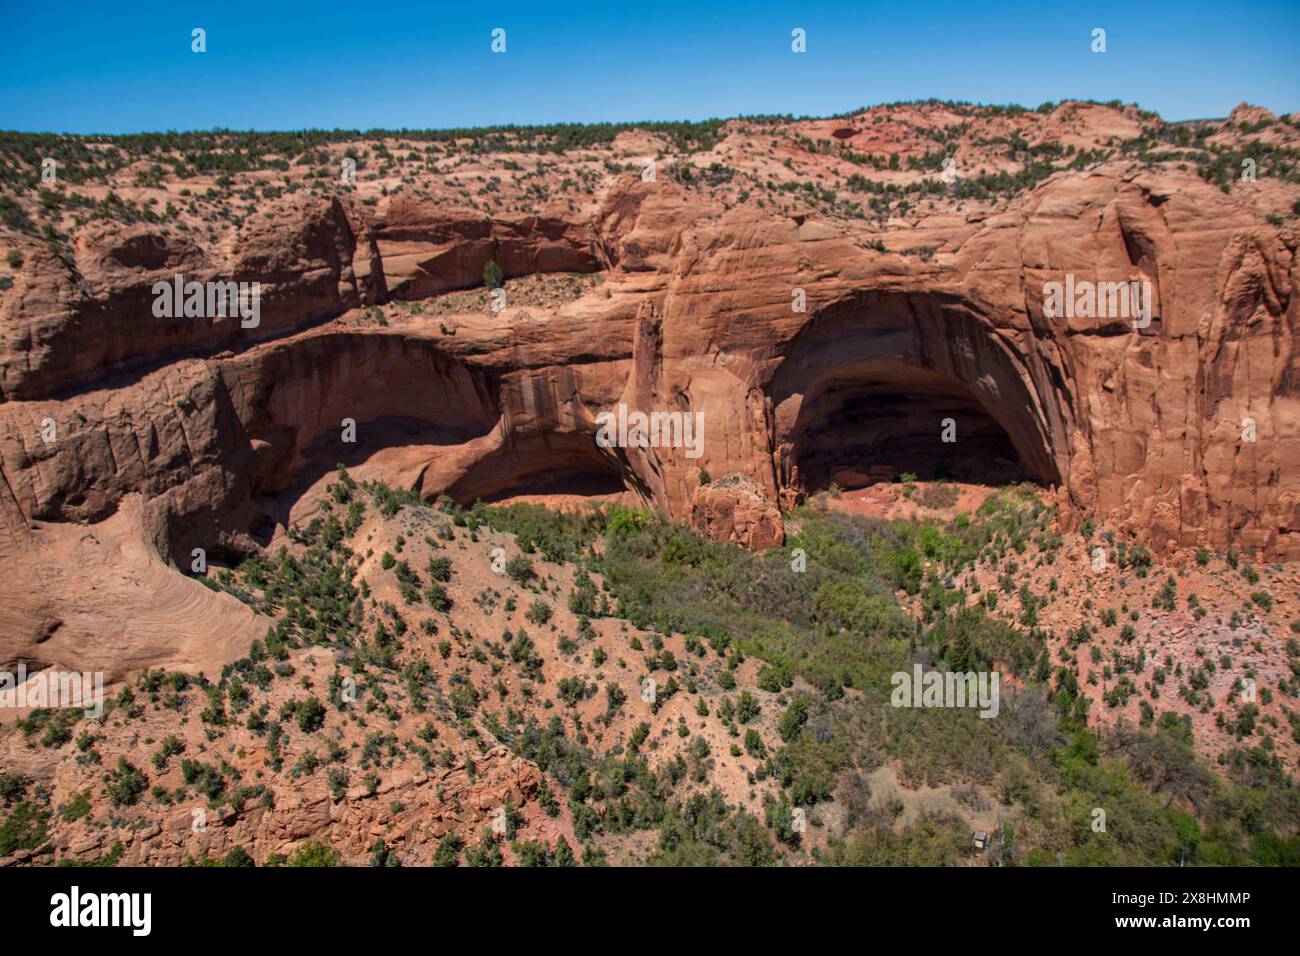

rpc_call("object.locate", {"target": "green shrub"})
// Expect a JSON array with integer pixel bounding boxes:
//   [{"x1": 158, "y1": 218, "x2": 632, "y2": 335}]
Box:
[{"x1": 286, "y1": 839, "x2": 340, "y2": 867}]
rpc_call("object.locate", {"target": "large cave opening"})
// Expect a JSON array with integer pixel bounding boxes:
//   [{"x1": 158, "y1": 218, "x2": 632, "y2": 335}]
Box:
[
  {"x1": 792, "y1": 364, "x2": 1028, "y2": 492},
  {"x1": 771, "y1": 292, "x2": 1066, "y2": 505}
]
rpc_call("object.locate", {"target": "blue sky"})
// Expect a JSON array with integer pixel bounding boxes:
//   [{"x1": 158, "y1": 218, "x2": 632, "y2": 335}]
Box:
[{"x1": 1, "y1": 1, "x2": 1296, "y2": 133}]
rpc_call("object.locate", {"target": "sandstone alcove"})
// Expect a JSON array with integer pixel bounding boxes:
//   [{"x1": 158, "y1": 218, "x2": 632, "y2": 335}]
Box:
[
  {"x1": 219, "y1": 333, "x2": 503, "y2": 546},
  {"x1": 787, "y1": 363, "x2": 1029, "y2": 490},
  {"x1": 439, "y1": 432, "x2": 635, "y2": 506},
  {"x1": 770, "y1": 291, "x2": 1065, "y2": 498}
]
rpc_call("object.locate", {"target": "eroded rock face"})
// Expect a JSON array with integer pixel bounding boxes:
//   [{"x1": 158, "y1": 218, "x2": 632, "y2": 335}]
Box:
[
  {"x1": 2, "y1": 173, "x2": 1295, "y2": 555},
  {"x1": 0, "y1": 196, "x2": 375, "y2": 402},
  {"x1": 0, "y1": 103, "x2": 1296, "y2": 680},
  {"x1": 372, "y1": 197, "x2": 601, "y2": 299},
  {"x1": 691, "y1": 475, "x2": 784, "y2": 551}
]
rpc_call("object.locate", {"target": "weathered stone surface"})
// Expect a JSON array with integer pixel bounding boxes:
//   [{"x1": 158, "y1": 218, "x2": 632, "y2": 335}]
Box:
[
  {"x1": 0, "y1": 102, "x2": 1296, "y2": 684},
  {"x1": 691, "y1": 474, "x2": 784, "y2": 550}
]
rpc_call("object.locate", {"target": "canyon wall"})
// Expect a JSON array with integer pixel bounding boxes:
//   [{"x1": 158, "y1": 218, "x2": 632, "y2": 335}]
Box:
[{"x1": 0, "y1": 160, "x2": 1296, "y2": 679}]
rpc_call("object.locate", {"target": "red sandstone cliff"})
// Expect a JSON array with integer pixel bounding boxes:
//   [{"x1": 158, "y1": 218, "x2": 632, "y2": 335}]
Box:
[{"x1": 0, "y1": 101, "x2": 1296, "y2": 678}]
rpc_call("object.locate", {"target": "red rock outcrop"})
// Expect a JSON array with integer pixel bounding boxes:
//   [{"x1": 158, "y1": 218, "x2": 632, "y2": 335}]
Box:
[
  {"x1": 1, "y1": 102, "x2": 1297, "y2": 680},
  {"x1": 691, "y1": 474, "x2": 785, "y2": 550}
]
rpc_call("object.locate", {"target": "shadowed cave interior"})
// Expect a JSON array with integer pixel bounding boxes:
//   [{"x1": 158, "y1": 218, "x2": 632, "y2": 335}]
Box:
[{"x1": 792, "y1": 365, "x2": 1030, "y2": 492}]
